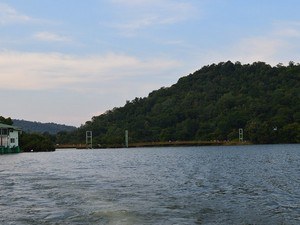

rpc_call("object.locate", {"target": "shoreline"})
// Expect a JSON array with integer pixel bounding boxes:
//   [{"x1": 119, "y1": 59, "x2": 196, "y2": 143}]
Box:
[{"x1": 56, "y1": 140, "x2": 252, "y2": 149}]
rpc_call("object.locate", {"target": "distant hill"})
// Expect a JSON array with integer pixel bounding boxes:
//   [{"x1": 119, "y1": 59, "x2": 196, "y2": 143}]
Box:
[
  {"x1": 58, "y1": 61, "x2": 300, "y2": 145},
  {"x1": 13, "y1": 119, "x2": 76, "y2": 135}
]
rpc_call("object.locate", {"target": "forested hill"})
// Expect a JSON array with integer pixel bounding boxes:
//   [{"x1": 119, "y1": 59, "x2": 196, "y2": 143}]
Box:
[
  {"x1": 60, "y1": 61, "x2": 299, "y2": 145},
  {"x1": 13, "y1": 119, "x2": 76, "y2": 134}
]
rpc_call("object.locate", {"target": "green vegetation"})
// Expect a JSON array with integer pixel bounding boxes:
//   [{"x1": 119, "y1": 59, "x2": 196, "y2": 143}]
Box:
[
  {"x1": 0, "y1": 116, "x2": 13, "y2": 125},
  {"x1": 20, "y1": 133, "x2": 55, "y2": 152},
  {"x1": 58, "y1": 61, "x2": 299, "y2": 146},
  {"x1": 0, "y1": 116, "x2": 56, "y2": 152},
  {"x1": 3, "y1": 61, "x2": 300, "y2": 148},
  {"x1": 13, "y1": 119, "x2": 76, "y2": 134}
]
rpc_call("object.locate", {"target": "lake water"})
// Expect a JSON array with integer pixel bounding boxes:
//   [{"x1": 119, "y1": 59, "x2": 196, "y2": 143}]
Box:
[{"x1": 1, "y1": 144, "x2": 300, "y2": 225}]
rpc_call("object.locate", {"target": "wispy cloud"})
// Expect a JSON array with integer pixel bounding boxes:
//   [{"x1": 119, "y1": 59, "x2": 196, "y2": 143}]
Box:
[
  {"x1": 0, "y1": 51, "x2": 181, "y2": 91},
  {"x1": 34, "y1": 32, "x2": 72, "y2": 42},
  {"x1": 109, "y1": 0, "x2": 196, "y2": 36},
  {"x1": 273, "y1": 21, "x2": 300, "y2": 38},
  {"x1": 0, "y1": 3, "x2": 33, "y2": 25},
  {"x1": 198, "y1": 20, "x2": 300, "y2": 66},
  {"x1": 0, "y1": 50, "x2": 183, "y2": 125},
  {"x1": 110, "y1": 0, "x2": 154, "y2": 4},
  {"x1": 235, "y1": 21, "x2": 300, "y2": 64},
  {"x1": 231, "y1": 37, "x2": 285, "y2": 64}
]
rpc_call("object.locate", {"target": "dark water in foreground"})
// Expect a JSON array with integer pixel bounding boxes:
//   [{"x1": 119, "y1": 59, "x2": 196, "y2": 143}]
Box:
[{"x1": 1, "y1": 145, "x2": 300, "y2": 225}]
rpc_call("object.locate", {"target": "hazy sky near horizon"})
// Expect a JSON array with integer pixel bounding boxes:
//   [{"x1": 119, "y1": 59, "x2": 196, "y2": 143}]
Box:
[{"x1": 1, "y1": 0, "x2": 300, "y2": 126}]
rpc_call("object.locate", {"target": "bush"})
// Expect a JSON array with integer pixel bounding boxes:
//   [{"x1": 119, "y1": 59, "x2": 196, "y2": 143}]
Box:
[{"x1": 20, "y1": 133, "x2": 55, "y2": 152}]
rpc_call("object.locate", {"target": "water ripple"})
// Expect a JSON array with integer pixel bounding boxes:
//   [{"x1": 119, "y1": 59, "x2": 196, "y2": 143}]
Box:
[{"x1": 0, "y1": 144, "x2": 300, "y2": 224}]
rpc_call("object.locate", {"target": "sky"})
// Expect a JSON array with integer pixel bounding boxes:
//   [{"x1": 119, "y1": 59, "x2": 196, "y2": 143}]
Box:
[{"x1": 1, "y1": 0, "x2": 300, "y2": 127}]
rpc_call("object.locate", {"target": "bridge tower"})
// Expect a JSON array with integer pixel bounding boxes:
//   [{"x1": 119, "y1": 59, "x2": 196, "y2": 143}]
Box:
[
  {"x1": 239, "y1": 128, "x2": 243, "y2": 142},
  {"x1": 86, "y1": 131, "x2": 92, "y2": 149}
]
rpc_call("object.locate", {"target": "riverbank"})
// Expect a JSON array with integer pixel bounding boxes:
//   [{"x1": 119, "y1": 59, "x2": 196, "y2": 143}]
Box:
[
  {"x1": 0, "y1": 146, "x2": 21, "y2": 154},
  {"x1": 56, "y1": 140, "x2": 251, "y2": 149},
  {"x1": 128, "y1": 140, "x2": 251, "y2": 148}
]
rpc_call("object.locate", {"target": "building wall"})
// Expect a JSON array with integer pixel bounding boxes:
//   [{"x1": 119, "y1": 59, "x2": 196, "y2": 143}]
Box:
[
  {"x1": 8, "y1": 131, "x2": 19, "y2": 148},
  {"x1": 0, "y1": 126, "x2": 20, "y2": 148},
  {"x1": 0, "y1": 136, "x2": 8, "y2": 147}
]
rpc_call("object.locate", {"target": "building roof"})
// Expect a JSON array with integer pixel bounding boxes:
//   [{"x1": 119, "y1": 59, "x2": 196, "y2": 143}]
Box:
[{"x1": 0, "y1": 123, "x2": 22, "y2": 131}]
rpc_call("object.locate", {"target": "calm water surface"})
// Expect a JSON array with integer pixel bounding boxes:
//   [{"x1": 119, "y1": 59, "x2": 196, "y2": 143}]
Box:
[{"x1": 1, "y1": 144, "x2": 300, "y2": 225}]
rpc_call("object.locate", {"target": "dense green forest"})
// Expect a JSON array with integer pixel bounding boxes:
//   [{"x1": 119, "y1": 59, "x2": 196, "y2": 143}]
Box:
[
  {"x1": 3, "y1": 61, "x2": 300, "y2": 148},
  {"x1": 20, "y1": 132, "x2": 55, "y2": 152},
  {"x1": 57, "y1": 61, "x2": 299, "y2": 146},
  {"x1": 0, "y1": 116, "x2": 13, "y2": 125},
  {"x1": 13, "y1": 119, "x2": 76, "y2": 134}
]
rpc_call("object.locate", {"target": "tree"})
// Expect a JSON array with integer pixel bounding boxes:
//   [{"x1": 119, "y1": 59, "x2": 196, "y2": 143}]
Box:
[
  {"x1": 0, "y1": 116, "x2": 13, "y2": 125},
  {"x1": 20, "y1": 133, "x2": 55, "y2": 152},
  {"x1": 59, "y1": 62, "x2": 300, "y2": 145}
]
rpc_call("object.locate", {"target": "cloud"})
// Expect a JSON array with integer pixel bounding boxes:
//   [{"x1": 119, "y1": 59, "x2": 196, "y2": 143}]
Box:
[
  {"x1": 230, "y1": 37, "x2": 285, "y2": 64},
  {"x1": 109, "y1": 0, "x2": 195, "y2": 36},
  {"x1": 34, "y1": 32, "x2": 72, "y2": 42},
  {"x1": 235, "y1": 22, "x2": 300, "y2": 64},
  {"x1": 200, "y1": 36, "x2": 289, "y2": 67},
  {"x1": 0, "y1": 3, "x2": 33, "y2": 25},
  {"x1": 0, "y1": 50, "x2": 183, "y2": 126},
  {"x1": 273, "y1": 21, "x2": 300, "y2": 38},
  {"x1": 275, "y1": 27, "x2": 300, "y2": 38},
  {"x1": 197, "y1": 20, "x2": 300, "y2": 66},
  {"x1": 110, "y1": 0, "x2": 153, "y2": 4},
  {"x1": 0, "y1": 51, "x2": 182, "y2": 91}
]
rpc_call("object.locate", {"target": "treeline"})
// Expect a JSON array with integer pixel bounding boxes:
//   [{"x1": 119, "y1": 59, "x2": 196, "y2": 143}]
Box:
[
  {"x1": 20, "y1": 133, "x2": 55, "y2": 152},
  {"x1": 0, "y1": 116, "x2": 13, "y2": 125},
  {"x1": 57, "y1": 61, "x2": 299, "y2": 146},
  {"x1": 13, "y1": 119, "x2": 76, "y2": 134},
  {"x1": 3, "y1": 61, "x2": 300, "y2": 148},
  {"x1": 0, "y1": 116, "x2": 55, "y2": 152}
]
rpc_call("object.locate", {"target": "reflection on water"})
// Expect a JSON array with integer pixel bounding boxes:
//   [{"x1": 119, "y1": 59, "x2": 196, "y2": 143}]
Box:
[{"x1": 1, "y1": 144, "x2": 300, "y2": 224}]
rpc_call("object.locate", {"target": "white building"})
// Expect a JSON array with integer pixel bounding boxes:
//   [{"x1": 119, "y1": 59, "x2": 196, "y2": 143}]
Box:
[{"x1": 0, "y1": 123, "x2": 21, "y2": 149}]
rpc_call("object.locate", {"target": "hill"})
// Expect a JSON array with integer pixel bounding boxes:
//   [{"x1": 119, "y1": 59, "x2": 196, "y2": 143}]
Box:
[
  {"x1": 13, "y1": 119, "x2": 76, "y2": 135},
  {"x1": 58, "y1": 61, "x2": 300, "y2": 145}
]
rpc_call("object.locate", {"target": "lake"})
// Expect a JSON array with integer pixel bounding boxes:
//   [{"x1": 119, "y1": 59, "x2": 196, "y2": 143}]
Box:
[{"x1": 1, "y1": 144, "x2": 300, "y2": 225}]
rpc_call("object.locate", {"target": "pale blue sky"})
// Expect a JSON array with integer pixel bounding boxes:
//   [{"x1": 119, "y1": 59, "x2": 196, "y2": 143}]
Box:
[{"x1": 1, "y1": 0, "x2": 300, "y2": 126}]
